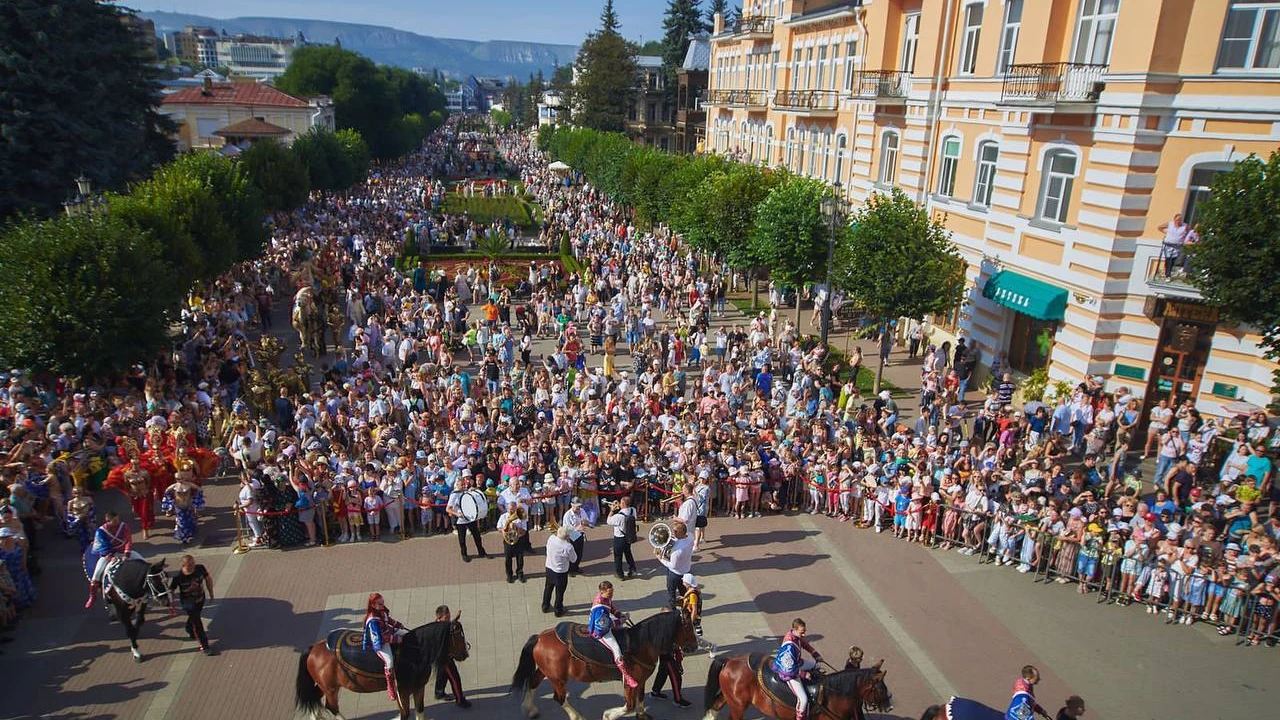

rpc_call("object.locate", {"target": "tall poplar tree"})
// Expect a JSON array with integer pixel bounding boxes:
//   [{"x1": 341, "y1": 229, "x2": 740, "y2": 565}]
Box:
[
  {"x1": 661, "y1": 0, "x2": 709, "y2": 99},
  {"x1": 572, "y1": 1, "x2": 640, "y2": 133}
]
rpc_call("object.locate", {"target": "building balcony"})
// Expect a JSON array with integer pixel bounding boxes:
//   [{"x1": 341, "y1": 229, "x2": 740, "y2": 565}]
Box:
[
  {"x1": 772, "y1": 89, "x2": 839, "y2": 115},
  {"x1": 735, "y1": 15, "x2": 774, "y2": 38},
  {"x1": 851, "y1": 70, "x2": 911, "y2": 103},
  {"x1": 1000, "y1": 62, "x2": 1107, "y2": 107},
  {"x1": 704, "y1": 89, "x2": 768, "y2": 110},
  {"x1": 1141, "y1": 247, "x2": 1203, "y2": 301}
]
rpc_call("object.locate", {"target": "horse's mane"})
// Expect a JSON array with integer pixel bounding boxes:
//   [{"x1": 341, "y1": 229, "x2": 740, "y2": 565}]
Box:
[
  {"x1": 398, "y1": 620, "x2": 453, "y2": 680},
  {"x1": 628, "y1": 609, "x2": 682, "y2": 654},
  {"x1": 816, "y1": 667, "x2": 878, "y2": 697}
]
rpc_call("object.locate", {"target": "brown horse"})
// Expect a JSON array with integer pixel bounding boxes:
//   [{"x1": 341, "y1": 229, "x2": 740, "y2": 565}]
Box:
[
  {"x1": 702, "y1": 655, "x2": 893, "y2": 720},
  {"x1": 511, "y1": 608, "x2": 698, "y2": 720},
  {"x1": 295, "y1": 614, "x2": 469, "y2": 720}
]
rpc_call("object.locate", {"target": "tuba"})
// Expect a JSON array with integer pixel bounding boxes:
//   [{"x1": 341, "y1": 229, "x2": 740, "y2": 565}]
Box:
[
  {"x1": 648, "y1": 522, "x2": 674, "y2": 560},
  {"x1": 503, "y1": 506, "x2": 526, "y2": 545}
]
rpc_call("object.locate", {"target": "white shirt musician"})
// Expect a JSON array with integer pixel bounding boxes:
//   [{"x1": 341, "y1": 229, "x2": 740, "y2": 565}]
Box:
[{"x1": 447, "y1": 476, "x2": 489, "y2": 562}]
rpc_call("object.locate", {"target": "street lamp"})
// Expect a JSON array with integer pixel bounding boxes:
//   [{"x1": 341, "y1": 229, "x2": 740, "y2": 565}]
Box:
[
  {"x1": 819, "y1": 181, "x2": 844, "y2": 348},
  {"x1": 63, "y1": 173, "x2": 105, "y2": 217}
]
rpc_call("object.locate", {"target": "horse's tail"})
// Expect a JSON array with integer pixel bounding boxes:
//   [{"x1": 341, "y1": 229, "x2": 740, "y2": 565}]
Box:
[
  {"x1": 510, "y1": 634, "x2": 539, "y2": 693},
  {"x1": 295, "y1": 648, "x2": 323, "y2": 715},
  {"x1": 703, "y1": 654, "x2": 727, "y2": 713}
]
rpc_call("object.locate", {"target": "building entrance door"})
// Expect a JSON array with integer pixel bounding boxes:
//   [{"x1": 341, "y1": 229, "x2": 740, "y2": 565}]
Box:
[{"x1": 1145, "y1": 316, "x2": 1214, "y2": 408}]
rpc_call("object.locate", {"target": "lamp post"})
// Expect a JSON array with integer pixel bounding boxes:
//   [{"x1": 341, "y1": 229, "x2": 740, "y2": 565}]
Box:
[
  {"x1": 63, "y1": 173, "x2": 103, "y2": 217},
  {"x1": 819, "y1": 181, "x2": 844, "y2": 348}
]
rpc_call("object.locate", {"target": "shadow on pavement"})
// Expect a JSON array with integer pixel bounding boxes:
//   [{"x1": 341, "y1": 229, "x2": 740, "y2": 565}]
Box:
[{"x1": 713, "y1": 529, "x2": 820, "y2": 547}]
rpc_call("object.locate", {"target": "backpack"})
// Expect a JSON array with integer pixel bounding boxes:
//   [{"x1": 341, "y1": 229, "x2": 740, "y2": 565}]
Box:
[{"x1": 622, "y1": 509, "x2": 638, "y2": 544}]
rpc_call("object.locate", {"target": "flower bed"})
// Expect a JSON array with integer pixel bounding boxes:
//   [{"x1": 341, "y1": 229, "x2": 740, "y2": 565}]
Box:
[{"x1": 441, "y1": 194, "x2": 537, "y2": 229}]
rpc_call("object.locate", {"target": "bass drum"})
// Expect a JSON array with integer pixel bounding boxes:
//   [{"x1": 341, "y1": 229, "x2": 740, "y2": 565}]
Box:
[{"x1": 459, "y1": 489, "x2": 490, "y2": 523}]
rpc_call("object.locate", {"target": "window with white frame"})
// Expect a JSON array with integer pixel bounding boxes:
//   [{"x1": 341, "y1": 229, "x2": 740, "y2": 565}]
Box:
[
  {"x1": 902, "y1": 13, "x2": 921, "y2": 73},
  {"x1": 791, "y1": 48, "x2": 801, "y2": 89},
  {"x1": 835, "y1": 134, "x2": 847, "y2": 184},
  {"x1": 786, "y1": 128, "x2": 795, "y2": 168},
  {"x1": 844, "y1": 40, "x2": 858, "y2": 91},
  {"x1": 821, "y1": 130, "x2": 832, "y2": 179},
  {"x1": 998, "y1": 0, "x2": 1024, "y2": 73},
  {"x1": 1183, "y1": 165, "x2": 1230, "y2": 224},
  {"x1": 958, "y1": 3, "x2": 984, "y2": 75},
  {"x1": 1038, "y1": 150, "x2": 1079, "y2": 224},
  {"x1": 771, "y1": 51, "x2": 780, "y2": 90},
  {"x1": 1217, "y1": 2, "x2": 1280, "y2": 70},
  {"x1": 973, "y1": 141, "x2": 1000, "y2": 207},
  {"x1": 1072, "y1": 0, "x2": 1120, "y2": 65},
  {"x1": 816, "y1": 46, "x2": 828, "y2": 89},
  {"x1": 937, "y1": 137, "x2": 962, "y2": 197},
  {"x1": 806, "y1": 47, "x2": 816, "y2": 89},
  {"x1": 878, "y1": 131, "x2": 900, "y2": 185}
]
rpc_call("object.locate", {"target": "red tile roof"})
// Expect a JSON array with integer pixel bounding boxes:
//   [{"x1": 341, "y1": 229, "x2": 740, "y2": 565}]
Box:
[
  {"x1": 163, "y1": 82, "x2": 310, "y2": 108},
  {"x1": 212, "y1": 117, "x2": 292, "y2": 137}
]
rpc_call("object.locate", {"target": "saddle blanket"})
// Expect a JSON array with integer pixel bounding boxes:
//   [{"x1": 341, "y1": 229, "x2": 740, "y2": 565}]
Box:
[
  {"x1": 553, "y1": 622, "x2": 632, "y2": 670},
  {"x1": 945, "y1": 696, "x2": 1005, "y2": 720},
  {"x1": 751, "y1": 653, "x2": 818, "y2": 709},
  {"x1": 326, "y1": 629, "x2": 390, "y2": 678}
]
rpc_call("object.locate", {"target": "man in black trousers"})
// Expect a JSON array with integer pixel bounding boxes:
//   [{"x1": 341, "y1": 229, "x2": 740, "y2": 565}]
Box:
[
  {"x1": 432, "y1": 605, "x2": 471, "y2": 707},
  {"x1": 542, "y1": 525, "x2": 577, "y2": 617},
  {"x1": 606, "y1": 496, "x2": 637, "y2": 579}
]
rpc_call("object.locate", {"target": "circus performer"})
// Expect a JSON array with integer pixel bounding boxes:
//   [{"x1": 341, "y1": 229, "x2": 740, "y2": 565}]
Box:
[
  {"x1": 162, "y1": 459, "x2": 205, "y2": 544},
  {"x1": 65, "y1": 485, "x2": 96, "y2": 553}
]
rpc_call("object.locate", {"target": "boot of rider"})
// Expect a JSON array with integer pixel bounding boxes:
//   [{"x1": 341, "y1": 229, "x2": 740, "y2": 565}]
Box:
[
  {"x1": 385, "y1": 668, "x2": 399, "y2": 702},
  {"x1": 85, "y1": 581, "x2": 101, "y2": 609},
  {"x1": 615, "y1": 658, "x2": 639, "y2": 689}
]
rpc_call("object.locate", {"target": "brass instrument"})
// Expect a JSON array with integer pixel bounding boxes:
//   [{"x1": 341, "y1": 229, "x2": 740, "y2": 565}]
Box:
[
  {"x1": 503, "y1": 506, "x2": 526, "y2": 545},
  {"x1": 547, "y1": 515, "x2": 561, "y2": 533},
  {"x1": 648, "y1": 522, "x2": 674, "y2": 560}
]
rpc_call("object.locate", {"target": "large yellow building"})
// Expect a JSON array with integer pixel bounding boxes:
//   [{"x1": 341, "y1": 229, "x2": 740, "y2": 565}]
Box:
[{"x1": 706, "y1": 0, "x2": 1279, "y2": 416}]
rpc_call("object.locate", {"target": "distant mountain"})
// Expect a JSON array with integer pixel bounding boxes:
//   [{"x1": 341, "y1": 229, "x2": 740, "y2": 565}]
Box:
[{"x1": 142, "y1": 11, "x2": 578, "y2": 79}]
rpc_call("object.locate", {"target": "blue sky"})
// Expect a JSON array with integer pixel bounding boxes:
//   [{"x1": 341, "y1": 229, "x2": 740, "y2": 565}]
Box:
[{"x1": 132, "y1": 0, "x2": 673, "y2": 45}]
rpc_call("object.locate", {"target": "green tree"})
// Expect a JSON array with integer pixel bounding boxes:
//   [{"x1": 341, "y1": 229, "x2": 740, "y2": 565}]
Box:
[
  {"x1": 112, "y1": 152, "x2": 267, "y2": 281},
  {"x1": 292, "y1": 129, "x2": 367, "y2": 192},
  {"x1": 0, "y1": 0, "x2": 175, "y2": 222},
  {"x1": 1187, "y1": 150, "x2": 1280, "y2": 398},
  {"x1": 837, "y1": 188, "x2": 966, "y2": 391},
  {"x1": 751, "y1": 177, "x2": 835, "y2": 325},
  {"x1": 276, "y1": 46, "x2": 446, "y2": 159},
  {"x1": 0, "y1": 213, "x2": 180, "y2": 378},
  {"x1": 572, "y1": 2, "x2": 640, "y2": 133},
  {"x1": 660, "y1": 0, "x2": 708, "y2": 97},
  {"x1": 490, "y1": 108, "x2": 514, "y2": 127},
  {"x1": 240, "y1": 140, "x2": 310, "y2": 212},
  {"x1": 706, "y1": 0, "x2": 730, "y2": 25}
]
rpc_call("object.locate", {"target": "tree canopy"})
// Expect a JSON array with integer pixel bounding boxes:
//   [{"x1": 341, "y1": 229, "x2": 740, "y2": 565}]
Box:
[
  {"x1": 751, "y1": 177, "x2": 836, "y2": 295},
  {"x1": 0, "y1": 214, "x2": 180, "y2": 378},
  {"x1": 571, "y1": 2, "x2": 640, "y2": 133},
  {"x1": 275, "y1": 46, "x2": 446, "y2": 159},
  {"x1": 661, "y1": 0, "x2": 709, "y2": 96},
  {"x1": 1187, "y1": 150, "x2": 1280, "y2": 395},
  {"x1": 239, "y1": 139, "x2": 311, "y2": 213},
  {"x1": 0, "y1": 0, "x2": 174, "y2": 222}
]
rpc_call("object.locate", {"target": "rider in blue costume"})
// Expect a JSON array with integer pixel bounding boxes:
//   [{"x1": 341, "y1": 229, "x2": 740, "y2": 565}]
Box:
[
  {"x1": 364, "y1": 592, "x2": 409, "y2": 701},
  {"x1": 773, "y1": 618, "x2": 825, "y2": 720},
  {"x1": 587, "y1": 580, "x2": 638, "y2": 688},
  {"x1": 84, "y1": 511, "x2": 143, "y2": 609},
  {"x1": 1005, "y1": 665, "x2": 1052, "y2": 720}
]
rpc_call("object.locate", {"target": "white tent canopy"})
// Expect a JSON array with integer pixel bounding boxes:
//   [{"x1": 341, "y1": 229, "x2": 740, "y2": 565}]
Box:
[{"x1": 547, "y1": 160, "x2": 571, "y2": 172}]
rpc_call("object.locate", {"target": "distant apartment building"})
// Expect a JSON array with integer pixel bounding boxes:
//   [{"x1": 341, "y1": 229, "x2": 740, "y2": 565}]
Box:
[
  {"x1": 160, "y1": 78, "x2": 335, "y2": 151},
  {"x1": 214, "y1": 34, "x2": 298, "y2": 80},
  {"x1": 628, "y1": 56, "x2": 675, "y2": 150},
  {"x1": 705, "y1": 0, "x2": 1280, "y2": 417},
  {"x1": 171, "y1": 26, "x2": 220, "y2": 67}
]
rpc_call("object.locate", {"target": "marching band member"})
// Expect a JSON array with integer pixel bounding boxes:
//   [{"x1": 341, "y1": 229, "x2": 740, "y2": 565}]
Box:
[
  {"x1": 84, "y1": 511, "x2": 143, "y2": 609},
  {"x1": 447, "y1": 474, "x2": 488, "y2": 562},
  {"x1": 499, "y1": 503, "x2": 528, "y2": 583},
  {"x1": 562, "y1": 496, "x2": 587, "y2": 574},
  {"x1": 587, "y1": 580, "x2": 638, "y2": 688},
  {"x1": 363, "y1": 592, "x2": 408, "y2": 701},
  {"x1": 773, "y1": 618, "x2": 826, "y2": 720}
]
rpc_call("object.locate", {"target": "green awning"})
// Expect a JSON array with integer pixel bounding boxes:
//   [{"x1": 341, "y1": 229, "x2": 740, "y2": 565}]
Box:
[{"x1": 981, "y1": 270, "x2": 1068, "y2": 321}]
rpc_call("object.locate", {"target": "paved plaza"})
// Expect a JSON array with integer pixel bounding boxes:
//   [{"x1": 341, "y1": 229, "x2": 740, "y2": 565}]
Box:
[{"x1": 2, "y1": 303, "x2": 1276, "y2": 720}]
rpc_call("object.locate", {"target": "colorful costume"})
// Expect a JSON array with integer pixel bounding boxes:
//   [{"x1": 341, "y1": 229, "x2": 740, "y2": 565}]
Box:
[
  {"x1": 84, "y1": 521, "x2": 143, "y2": 609},
  {"x1": 162, "y1": 480, "x2": 205, "y2": 544},
  {"x1": 65, "y1": 491, "x2": 96, "y2": 553},
  {"x1": 1004, "y1": 678, "x2": 1047, "y2": 720},
  {"x1": 588, "y1": 592, "x2": 638, "y2": 688},
  {"x1": 363, "y1": 592, "x2": 408, "y2": 701},
  {"x1": 773, "y1": 630, "x2": 823, "y2": 720}
]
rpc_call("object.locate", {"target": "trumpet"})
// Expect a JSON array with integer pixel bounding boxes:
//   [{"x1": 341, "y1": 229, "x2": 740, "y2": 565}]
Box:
[{"x1": 649, "y1": 522, "x2": 674, "y2": 560}]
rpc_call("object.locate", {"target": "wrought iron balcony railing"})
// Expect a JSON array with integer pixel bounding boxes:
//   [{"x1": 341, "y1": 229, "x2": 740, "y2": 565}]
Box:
[
  {"x1": 772, "y1": 89, "x2": 839, "y2": 111},
  {"x1": 1001, "y1": 62, "x2": 1107, "y2": 104},
  {"x1": 851, "y1": 70, "x2": 911, "y2": 100}
]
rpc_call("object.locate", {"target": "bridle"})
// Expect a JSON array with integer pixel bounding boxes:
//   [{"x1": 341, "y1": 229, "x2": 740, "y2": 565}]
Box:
[{"x1": 450, "y1": 620, "x2": 470, "y2": 660}]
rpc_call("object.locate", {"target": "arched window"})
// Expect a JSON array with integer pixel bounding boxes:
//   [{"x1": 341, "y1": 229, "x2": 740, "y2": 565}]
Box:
[
  {"x1": 835, "y1": 134, "x2": 848, "y2": 185},
  {"x1": 973, "y1": 141, "x2": 1000, "y2": 207},
  {"x1": 821, "y1": 130, "x2": 833, "y2": 179},
  {"x1": 786, "y1": 127, "x2": 795, "y2": 169},
  {"x1": 936, "y1": 136, "x2": 961, "y2": 197},
  {"x1": 1037, "y1": 149, "x2": 1079, "y2": 224},
  {"x1": 877, "y1": 131, "x2": 900, "y2": 185}
]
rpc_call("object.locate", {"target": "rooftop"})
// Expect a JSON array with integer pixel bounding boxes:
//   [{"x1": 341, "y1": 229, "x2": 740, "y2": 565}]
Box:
[
  {"x1": 636, "y1": 55, "x2": 663, "y2": 69},
  {"x1": 682, "y1": 34, "x2": 711, "y2": 71},
  {"x1": 212, "y1": 117, "x2": 292, "y2": 138},
  {"x1": 162, "y1": 82, "x2": 310, "y2": 109}
]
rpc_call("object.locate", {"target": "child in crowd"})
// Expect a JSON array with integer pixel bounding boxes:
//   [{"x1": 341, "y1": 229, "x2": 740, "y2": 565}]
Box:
[{"x1": 364, "y1": 486, "x2": 383, "y2": 541}]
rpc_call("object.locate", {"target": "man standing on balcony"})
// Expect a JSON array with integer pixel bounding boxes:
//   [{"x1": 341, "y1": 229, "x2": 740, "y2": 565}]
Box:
[{"x1": 1157, "y1": 213, "x2": 1190, "y2": 278}]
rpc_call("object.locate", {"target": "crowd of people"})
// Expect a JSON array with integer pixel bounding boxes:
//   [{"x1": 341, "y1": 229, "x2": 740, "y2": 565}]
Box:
[{"x1": 0, "y1": 115, "x2": 1276, "y2": 669}]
